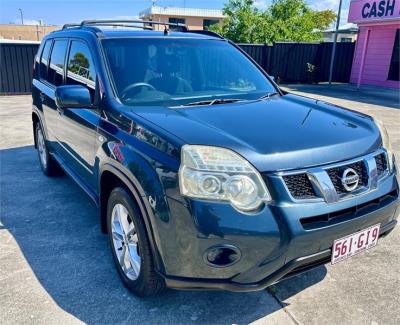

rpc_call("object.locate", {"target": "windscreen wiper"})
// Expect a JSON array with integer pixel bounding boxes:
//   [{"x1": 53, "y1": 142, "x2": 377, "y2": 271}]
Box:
[
  {"x1": 259, "y1": 92, "x2": 280, "y2": 100},
  {"x1": 178, "y1": 98, "x2": 243, "y2": 107}
]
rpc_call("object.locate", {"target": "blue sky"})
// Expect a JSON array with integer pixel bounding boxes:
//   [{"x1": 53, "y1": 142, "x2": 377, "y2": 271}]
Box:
[{"x1": 0, "y1": 0, "x2": 351, "y2": 27}]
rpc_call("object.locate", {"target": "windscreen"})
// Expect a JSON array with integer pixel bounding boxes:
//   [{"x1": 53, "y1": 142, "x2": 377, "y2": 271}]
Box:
[{"x1": 102, "y1": 38, "x2": 276, "y2": 106}]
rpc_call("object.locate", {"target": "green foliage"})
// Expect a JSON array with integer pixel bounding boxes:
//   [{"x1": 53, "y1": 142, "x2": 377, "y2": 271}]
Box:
[
  {"x1": 69, "y1": 52, "x2": 93, "y2": 81},
  {"x1": 210, "y1": 0, "x2": 336, "y2": 43}
]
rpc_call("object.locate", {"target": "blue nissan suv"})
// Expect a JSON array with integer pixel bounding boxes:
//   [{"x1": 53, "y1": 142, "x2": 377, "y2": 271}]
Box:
[{"x1": 32, "y1": 20, "x2": 399, "y2": 297}]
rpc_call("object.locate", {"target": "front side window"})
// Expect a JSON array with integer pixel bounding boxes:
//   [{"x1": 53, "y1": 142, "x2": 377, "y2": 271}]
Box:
[
  {"x1": 66, "y1": 40, "x2": 96, "y2": 98},
  {"x1": 48, "y1": 40, "x2": 68, "y2": 86},
  {"x1": 102, "y1": 38, "x2": 276, "y2": 107}
]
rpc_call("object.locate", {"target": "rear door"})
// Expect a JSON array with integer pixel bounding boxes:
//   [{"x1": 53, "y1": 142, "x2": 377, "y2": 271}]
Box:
[
  {"x1": 33, "y1": 39, "x2": 54, "y2": 140},
  {"x1": 40, "y1": 39, "x2": 68, "y2": 151},
  {"x1": 55, "y1": 39, "x2": 100, "y2": 189}
]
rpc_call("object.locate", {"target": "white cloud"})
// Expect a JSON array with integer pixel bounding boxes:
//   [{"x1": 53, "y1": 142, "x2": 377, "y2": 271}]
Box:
[
  {"x1": 309, "y1": 0, "x2": 339, "y2": 11},
  {"x1": 12, "y1": 18, "x2": 41, "y2": 25},
  {"x1": 254, "y1": 0, "x2": 270, "y2": 10}
]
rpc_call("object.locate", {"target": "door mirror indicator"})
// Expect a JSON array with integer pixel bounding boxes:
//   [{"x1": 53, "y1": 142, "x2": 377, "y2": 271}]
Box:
[{"x1": 55, "y1": 85, "x2": 93, "y2": 109}]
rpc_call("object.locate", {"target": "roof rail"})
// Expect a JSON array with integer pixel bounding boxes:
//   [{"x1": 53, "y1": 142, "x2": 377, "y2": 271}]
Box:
[
  {"x1": 61, "y1": 20, "x2": 226, "y2": 37},
  {"x1": 79, "y1": 19, "x2": 188, "y2": 31},
  {"x1": 62, "y1": 23, "x2": 80, "y2": 30},
  {"x1": 62, "y1": 22, "x2": 151, "y2": 31}
]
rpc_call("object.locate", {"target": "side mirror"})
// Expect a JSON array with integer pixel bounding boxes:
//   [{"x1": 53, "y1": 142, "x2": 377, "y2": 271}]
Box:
[
  {"x1": 55, "y1": 85, "x2": 92, "y2": 109},
  {"x1": 269, "y1": 75, "x2": 275, "y2": 81}
]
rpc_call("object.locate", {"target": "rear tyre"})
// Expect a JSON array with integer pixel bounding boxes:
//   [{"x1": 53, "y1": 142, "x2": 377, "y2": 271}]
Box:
[
  {"x1": 35, "y1": 123, "x2": 62, "y2": 177},
  {"x1": 107, "y1": 187, "x2": 165, "y2": 297}
]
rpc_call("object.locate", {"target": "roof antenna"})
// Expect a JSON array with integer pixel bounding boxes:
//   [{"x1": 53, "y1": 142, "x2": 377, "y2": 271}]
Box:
[{"x1": 164, "y1": 25, "x2": 169, "y2": 35}]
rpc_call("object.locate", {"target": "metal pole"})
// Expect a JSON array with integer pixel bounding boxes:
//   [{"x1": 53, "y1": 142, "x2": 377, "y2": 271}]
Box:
[
  {"x1": 36, "y1": 24, "x2": 40, "y2": 41},
  {"x1": 328, "y1": 0, "x2": 343, "y2": 85},
  {"x1": 18, "y1": 8, "x2": 24, "y2": 25}
]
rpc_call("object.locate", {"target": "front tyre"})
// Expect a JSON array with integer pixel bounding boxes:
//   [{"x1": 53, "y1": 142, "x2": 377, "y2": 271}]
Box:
[
  {"x1": 107, "y1": 187, "x2": 165, "y2": 297},
  {"x1": 35, "y1": 123, "x2": 62, "y2": 176}
]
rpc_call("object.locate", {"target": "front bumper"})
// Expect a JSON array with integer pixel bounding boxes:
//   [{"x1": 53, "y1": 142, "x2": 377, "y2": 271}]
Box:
[
  {"x1": 162, "y1": 219, "x2": 397, "y2": 291},
  {"x1": 156, "y1": 167, "x2": 399, "y2": 291}
]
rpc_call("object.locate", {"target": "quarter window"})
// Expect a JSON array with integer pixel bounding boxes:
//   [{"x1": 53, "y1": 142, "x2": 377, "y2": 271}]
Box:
[
  {"x1": 66, "y1": 40, "x2": 96, "y2": 98},
  {"x1": 39, "y1": 40, "x2": 52, "y2": 80},
  {"x1": 48, "y1": 40, "x2": 68, "y2": 86}
]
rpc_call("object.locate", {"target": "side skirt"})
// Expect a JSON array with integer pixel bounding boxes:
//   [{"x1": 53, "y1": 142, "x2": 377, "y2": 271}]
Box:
[{"x1": 50, "y1": 151, "x2": 99, "y2": 206}]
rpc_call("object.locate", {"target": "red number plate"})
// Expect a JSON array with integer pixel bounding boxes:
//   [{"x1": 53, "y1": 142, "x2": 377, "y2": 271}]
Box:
[{"x1": 331, "y1": 224, "x2": 380, "y2": 264}]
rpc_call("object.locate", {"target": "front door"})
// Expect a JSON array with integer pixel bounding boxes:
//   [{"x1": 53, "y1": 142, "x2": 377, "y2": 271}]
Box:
[{"x1": 55, "y1": 39, "x2": 100, "y2": 190}]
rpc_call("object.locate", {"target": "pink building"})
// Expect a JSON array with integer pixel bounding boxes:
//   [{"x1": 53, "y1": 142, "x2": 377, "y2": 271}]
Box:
[{"x1": 348, "y1": 0, "x2": 399, "y2": 88}]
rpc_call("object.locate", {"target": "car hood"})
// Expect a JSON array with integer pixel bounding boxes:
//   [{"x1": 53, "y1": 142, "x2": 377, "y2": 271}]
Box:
[{"x1": 128, "y1": 94, "x2": 381, "y2": 172}]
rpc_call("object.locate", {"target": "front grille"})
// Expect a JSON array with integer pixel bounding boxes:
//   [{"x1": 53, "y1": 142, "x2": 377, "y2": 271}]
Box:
[
  {"x1": 300, "y1": 189, "x2": 398, "y2": 230},
  {"x1": 283, "y1": 174, "x2": 316, "y2": 199},
  {"x1": 280, "y1": 151, "x2": 389, "y2": 201},
  {"x1": 326, "y1": 160, "x2": 368, "y2": 195},
  {"x1": 375, "y1": 153, "x2": 388, "y2": 177}
]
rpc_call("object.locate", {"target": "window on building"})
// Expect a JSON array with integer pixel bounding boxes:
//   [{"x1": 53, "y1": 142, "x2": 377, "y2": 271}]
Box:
[
  {"x1": 203, "y1": 19, "x2": 219, "y2": 30},
  {"x1": 48, "y1": 40, "x2": 68, "y2": 86},
  {"x1": 66, "y1": 40, "x2": 96, "y2": 99},
  {"x1": 340, "y1": 37, "x2": 352, "y2": 43},
  {"x1": 388, "y1": 29, "x2": 400, "y2": 81},
  {"x1": 39, "y1": 39, "x2": 52, "y2": 80},
  {"x1": 168, "y1": 17, "x2": 185, "y2": 25}
]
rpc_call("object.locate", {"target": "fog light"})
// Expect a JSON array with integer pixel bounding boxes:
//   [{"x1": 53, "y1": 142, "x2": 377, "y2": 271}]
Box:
[{"x1": 203, "y1": 245, "x2": 241, "y2": 267}]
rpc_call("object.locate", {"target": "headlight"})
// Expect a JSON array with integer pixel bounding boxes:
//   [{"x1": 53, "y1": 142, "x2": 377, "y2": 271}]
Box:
[
  {"x1": 179, "y1": 145, "x2": 271, "y2": 212},
  {"x1": 374, "y1": 118, "x2": 395, "y2": 172}
]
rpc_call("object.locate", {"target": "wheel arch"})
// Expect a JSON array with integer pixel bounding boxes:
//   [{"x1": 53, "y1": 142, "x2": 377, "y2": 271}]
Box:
[
  {"x1": 32, "y1": 111, "x2": 40, "y2": 148},
  {"x1": 99, "y1": 164, "x2": 164, "y2": 272}
]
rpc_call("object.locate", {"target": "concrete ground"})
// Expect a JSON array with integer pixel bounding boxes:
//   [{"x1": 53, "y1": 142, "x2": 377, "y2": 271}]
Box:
[{"x1": 0, "y1": 85, "x2": 399, "y2": 324}]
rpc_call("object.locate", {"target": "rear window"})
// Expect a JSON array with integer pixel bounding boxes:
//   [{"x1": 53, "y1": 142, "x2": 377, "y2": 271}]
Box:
[{"x1": 48, "y1": 40, "x2": 68, "y2": 86}]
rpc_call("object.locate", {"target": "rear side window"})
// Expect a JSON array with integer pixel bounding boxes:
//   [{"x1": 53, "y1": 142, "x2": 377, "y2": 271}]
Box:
[
  {"x1": 48, "y1": 40, "x2": 68, "y2": 86},
  {"x1": 39, "y1": 40, "x2": 52, "y2": 80},
  {"x1": 66, "y1": 40, "x2": 96, "y2": 98}
]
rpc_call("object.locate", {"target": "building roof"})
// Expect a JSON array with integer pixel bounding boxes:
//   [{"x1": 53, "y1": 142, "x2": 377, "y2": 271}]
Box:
[
  {"x1": 324, "y1": 23, "x2": 358, "y2": 33},
  {"x1": 139, "y1": 6, "x2": 225, "y2": 19},
  {"x1": 0, "y1": 39, "x2": 40, "y2": 44}
]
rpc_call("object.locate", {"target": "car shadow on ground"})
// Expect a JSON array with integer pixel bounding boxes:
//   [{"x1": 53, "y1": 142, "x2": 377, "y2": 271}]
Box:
[
  {"x1": 282, "y1": 84, "x2": 400, "y2": 110},
  {"x1": 1, "y1": 146, "x2": 327, "y2": 324}
]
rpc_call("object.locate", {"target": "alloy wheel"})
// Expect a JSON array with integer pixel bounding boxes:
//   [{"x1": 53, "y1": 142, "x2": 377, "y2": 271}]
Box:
[
  {"x1": 37, "y1": 128, "x2": 48, "y2": 169},
  {"x1": 111, "y1": 203, "x2": 141, "y2": 280}
]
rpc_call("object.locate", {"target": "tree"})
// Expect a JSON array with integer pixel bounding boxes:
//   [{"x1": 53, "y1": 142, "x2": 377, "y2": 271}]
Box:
[
  {"x1": 210, "y1": 0, "x2": 264, "y2": 43},
  {"x1": 211, "y1": 0, "x2": 336, "y2": 43}
]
